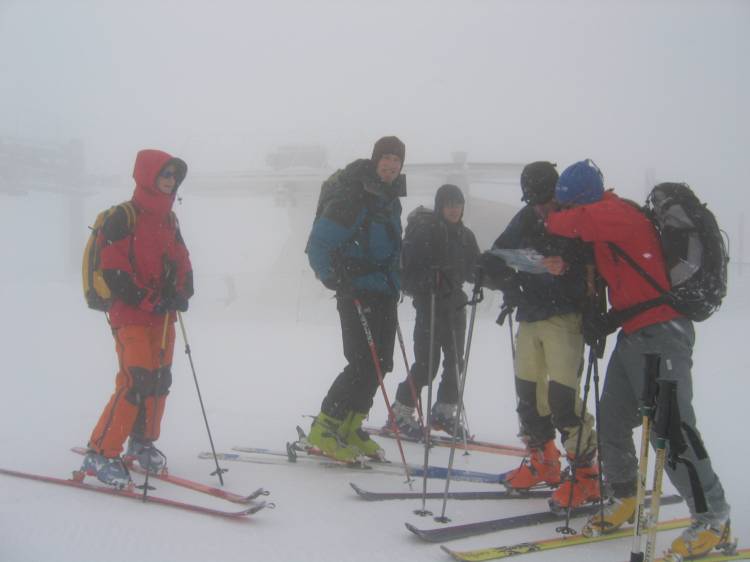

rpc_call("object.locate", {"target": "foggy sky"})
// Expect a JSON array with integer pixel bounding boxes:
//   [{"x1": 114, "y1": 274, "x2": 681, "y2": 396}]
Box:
[{"x1": 1, "y1": 0, "x2": 748, "y2": 216}]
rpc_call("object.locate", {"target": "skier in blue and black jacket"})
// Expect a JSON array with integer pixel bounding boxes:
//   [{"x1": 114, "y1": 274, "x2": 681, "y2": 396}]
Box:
[{"x1": 306, "y1": 136, "x2": 406, "y2": 462}]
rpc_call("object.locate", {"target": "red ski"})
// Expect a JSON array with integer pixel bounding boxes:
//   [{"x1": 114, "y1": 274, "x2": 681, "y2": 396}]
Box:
[
  {"x1": 71, "y1": 447, "x2": 268, "y2": 505},
  {"x1": 0, "y1": 467, "x2": 266, "y2": 519}
]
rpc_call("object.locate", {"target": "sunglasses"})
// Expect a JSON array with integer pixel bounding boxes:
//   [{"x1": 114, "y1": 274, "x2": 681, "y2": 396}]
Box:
[{"x1": 159, "y1": 169, "x2": 180, "y2": 180}]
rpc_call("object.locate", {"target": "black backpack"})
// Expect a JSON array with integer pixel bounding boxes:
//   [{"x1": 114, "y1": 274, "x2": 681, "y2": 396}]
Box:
[
  {"x1": 400, "y1": 206, "x2": 440, "y2": 296},
  {"x1": 609, "y1": 183, "x2": 728, "y2": 322}
]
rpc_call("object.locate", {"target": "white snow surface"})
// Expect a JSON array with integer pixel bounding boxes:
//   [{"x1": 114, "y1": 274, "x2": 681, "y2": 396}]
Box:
[{"x1": 0, "y1": 192, "x2": 748, "y2": 562}]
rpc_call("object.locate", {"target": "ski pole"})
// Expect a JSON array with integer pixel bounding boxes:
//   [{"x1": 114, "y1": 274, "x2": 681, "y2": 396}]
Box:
[
  {"x1": 556, "y1": 343, "x2": 596, "y2": 535},
  {"x1": 416, "y1": 272, "x2": 439, "y2": 516},
  {"x1": 449, "y1": 317, "x2": 471, "y2": 455},
  {"x1": 436, "y1": 279, "x2": 483, "y2": 523},
  {"x1": 643, "y1": 381, "x2": 678, "y2": 562},
  {"x1": 351, "y1": 297, "x2": 413, "y2": 487},
  {"x1": 395, "y1": 317, "x2": 424, "y2": 428},
  {"x1": 141, "y1": 312, "x2": 171, "y2": 501},
  {"x1": 630, "y1": 354, "x2": 661, "y2": 562},
  {"x1": 177, "y1": 312, "x2": 227, "y2": 485},
  {"x1": 496, "y1": 300, "x2": 516, "y2": 361},
  {"x1": 591, "y1": 345, "x2": 606, "y2": 532}
]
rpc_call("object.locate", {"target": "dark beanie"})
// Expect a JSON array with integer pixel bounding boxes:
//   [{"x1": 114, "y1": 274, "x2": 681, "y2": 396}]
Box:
[
  {"x1": 520, "y1": 161, "x2": 558, "y2": 205},
  {"x1": 434, "y1": 184, "x2": 465, "y2": 212},
  {"x1": 371, "y1": 136, "x2": 406, "y2": 165}
]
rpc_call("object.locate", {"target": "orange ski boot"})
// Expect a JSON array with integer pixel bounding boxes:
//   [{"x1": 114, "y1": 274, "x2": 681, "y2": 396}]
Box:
[
  {"x1": 503, "y1": 440, "x2": 561, "y2": 491},
  {"x1": 549, "y1": 455, "x2": 601, "y2": 511}
]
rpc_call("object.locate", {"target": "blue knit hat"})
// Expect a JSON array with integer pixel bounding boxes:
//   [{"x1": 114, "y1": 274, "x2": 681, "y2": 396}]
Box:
[{"x1": 555, "y1": 159, "x2": 604, "y2": 205}]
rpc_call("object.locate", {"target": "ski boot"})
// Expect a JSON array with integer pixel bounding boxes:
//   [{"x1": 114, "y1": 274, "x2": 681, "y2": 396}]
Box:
[
  {"x1": 341, "y1": 412, "x2": 385, "y2": 461},
  {"x1": 430, "y1": 402, "x2": 469, "y2": 439},
  {"x1": 125, "y1": 436, "x2": 167, "y2": 474},
  {"x1": 503, "y1": 440, "x2": 561, "y2": 492},
  {"x1": 307, "y1": 412, "x2": 361, "y2": 463},
  {"x1": 581, "y1": 495, "x2": 637, "y2": 537},
  {"x1": 385, "y1": 401, "x2": 423, "y2": 441},
  {"x1": 549, "y1": 455, "x2": 601, "y2": 511},
  {"x1": 81, "y1": 450, "x2": 132, "y2": 489},
  {"x1": 666, "y1": 517, "x2": 734, "y2": 560}
]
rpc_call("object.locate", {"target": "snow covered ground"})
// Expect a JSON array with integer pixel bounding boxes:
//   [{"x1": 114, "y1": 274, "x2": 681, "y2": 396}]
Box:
[{"x1": 0, "y1": 191, "x2": 748, "y2": 562}]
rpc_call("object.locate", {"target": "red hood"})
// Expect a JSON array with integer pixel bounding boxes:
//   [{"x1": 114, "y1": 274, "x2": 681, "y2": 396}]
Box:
[{"x1": 131, "y1": 149, "x2": 187, "y2": 215}]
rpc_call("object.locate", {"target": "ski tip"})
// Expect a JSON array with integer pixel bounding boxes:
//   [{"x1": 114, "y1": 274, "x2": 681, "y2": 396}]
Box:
[
  {"x1": 239, "y1": 488, "x2": 271, "y2": 503},
  {"x1": 405, "y1": 522, "x2": 420, "y2": 534},
  {"x1": 349, "y1": 482, "x2": 363, "y2": 494},
  {"x1": 245, "y1": 499, "x2": 279, "y2": 514},
  {"x1": 439, "y1": 545, "x2": 462, "y2": 560}
]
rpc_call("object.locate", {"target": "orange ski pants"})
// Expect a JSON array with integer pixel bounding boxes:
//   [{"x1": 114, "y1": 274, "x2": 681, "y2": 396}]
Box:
[{"x1": 89, "y1": 322, "x2": 176, "y2": 458}]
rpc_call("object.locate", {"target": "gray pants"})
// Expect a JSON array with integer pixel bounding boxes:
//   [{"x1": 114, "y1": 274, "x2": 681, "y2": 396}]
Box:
[{"x1": 600, "y1": 318, "x2": 729, "y2": 522}]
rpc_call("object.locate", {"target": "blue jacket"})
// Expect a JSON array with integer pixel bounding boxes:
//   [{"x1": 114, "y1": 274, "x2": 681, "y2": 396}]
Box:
[
  {"x1": 307, "y1": 159, "x2": 405, "y2": 296},
  {"x1": 493, "y1": 205, "x2": 590, "y2": 322}
]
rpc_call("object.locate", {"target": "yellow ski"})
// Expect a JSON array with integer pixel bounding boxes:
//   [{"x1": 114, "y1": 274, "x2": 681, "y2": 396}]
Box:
[{"x1": 441, "y1": 517, "x2": 691, "y2": 561}]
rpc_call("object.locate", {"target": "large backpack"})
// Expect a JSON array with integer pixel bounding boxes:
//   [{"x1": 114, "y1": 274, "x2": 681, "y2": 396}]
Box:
[
  {"x1": 400, "y1": 205, "x2": 440, "y2": 296},
  {"x1": 609, "y1": 183, "x2": 728, "y2": 322},
  {"x1": 82, "y1": 202, "x2": 137, "y2": 311}
]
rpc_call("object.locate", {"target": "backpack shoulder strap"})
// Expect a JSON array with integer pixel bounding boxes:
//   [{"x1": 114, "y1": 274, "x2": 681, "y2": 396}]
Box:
[
  {"x1": 605, "y1": 242, "x2": 675, "y2": 325},
  {"x1": 100, "y1": 202, "x2": 137, "y2": 243},
  {"x1": 607, "y1": 242, "x2": 669, "y2": 295},
  {"x1": 119, "y1": 201, "x2": 137, "y2": 230}
]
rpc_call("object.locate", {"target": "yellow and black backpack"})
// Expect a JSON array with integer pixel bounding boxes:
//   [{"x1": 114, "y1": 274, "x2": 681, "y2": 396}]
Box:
[{"x1": 82, "y1": 201, "x2": 137, "y2": 311}]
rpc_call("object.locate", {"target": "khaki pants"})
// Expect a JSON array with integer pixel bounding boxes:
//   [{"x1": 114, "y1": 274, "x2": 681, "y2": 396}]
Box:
[{"x1": 514, "y1": 313, "x2": 596, "y2": 458}]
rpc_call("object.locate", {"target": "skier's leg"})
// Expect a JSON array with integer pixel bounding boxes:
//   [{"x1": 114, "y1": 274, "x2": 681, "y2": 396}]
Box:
[{"x1": 89, "y1": 325, "x2": 155, "y2": 458}]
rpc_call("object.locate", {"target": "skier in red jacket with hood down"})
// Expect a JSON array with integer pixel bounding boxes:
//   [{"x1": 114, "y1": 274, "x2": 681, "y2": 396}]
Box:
[
  {"x1": 82, "y1": 149, "x2": 193, "y2": 488},
  {"x1": 545, "y1": 159, "x2": 730, "y2": 559}
]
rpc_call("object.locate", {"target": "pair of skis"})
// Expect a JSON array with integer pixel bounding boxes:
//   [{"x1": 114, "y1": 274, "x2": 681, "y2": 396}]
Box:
[
  {"x1": 441, "y1": 517, "x2": 690, "y2": 561},
  {"x1": 0, "y1": 448, "x2": 273, "y2": 520},
  {"x1": 350, "y1": 482, "x2": 551, "y2": 502},
  {"x1": 402, "y1": 494, "x2": 684, "y2": 542},
  {"x1": 441, "y1": 523, "x2": 746, "y2": 562},
  {"x1": 350, "y1": 485, "x2": 745, "y2": 561},
  {"x1": 69, "y1": 447, "x2": 269, "y2": 506},
  {"x1": 198, "y1": 427, "x2": 506, "y2": 484},
  {"x1": 205, "y1": 447, "x2": 507, "y2": 484}
]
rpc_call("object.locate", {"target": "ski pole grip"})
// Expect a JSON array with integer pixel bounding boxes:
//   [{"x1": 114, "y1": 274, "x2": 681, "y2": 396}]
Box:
[
  {"x1": 654, "y1": 381, "x2": 677, "y2": 440},
  {"x1": 641, "y1": 354, "x2": 660, "y2": 410}
]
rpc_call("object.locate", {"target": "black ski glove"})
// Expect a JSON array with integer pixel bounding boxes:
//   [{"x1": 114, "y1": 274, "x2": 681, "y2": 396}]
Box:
[
  {"x1": 322, "y1": 274, "x2": 339, "y2": 291},
  {"x1": 477, "y1": 251, "x2": 516, "y2": 292},
  {"x1": 582, "y1": 308, "x2": 617, "y2": 347}
]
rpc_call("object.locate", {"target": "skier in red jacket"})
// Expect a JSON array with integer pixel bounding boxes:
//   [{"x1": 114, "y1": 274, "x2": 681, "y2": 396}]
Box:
[
  {"x1": 82, "y1": 149, "x2": 193, "y2": 488},
  {"x1": 545, "y1": 159, "x2": 731, "y2": 559}
]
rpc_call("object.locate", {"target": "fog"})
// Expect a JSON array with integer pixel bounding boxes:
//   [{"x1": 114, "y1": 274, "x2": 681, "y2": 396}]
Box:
[
  {"x1": 2, "y1": 1, "x2": 748, "y2": 216},
  {"x1": 1, "y1": 4, "x2": 749, "y2": 560}
]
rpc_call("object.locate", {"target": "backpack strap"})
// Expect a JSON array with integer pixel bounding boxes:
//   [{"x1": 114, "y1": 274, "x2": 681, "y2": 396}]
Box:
[
  {"x1": 604, "y1": 242, "x2": 675, "y2": 326},
  {"x1": 120, "y1": 201, "x2": 137, "y2": 230},
  {"x1": 119, "y1": 202, "x2": 138, "y2": 271},
  {"x1": 608, "y1": 242, "x2": 670, "y2": 296}
]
